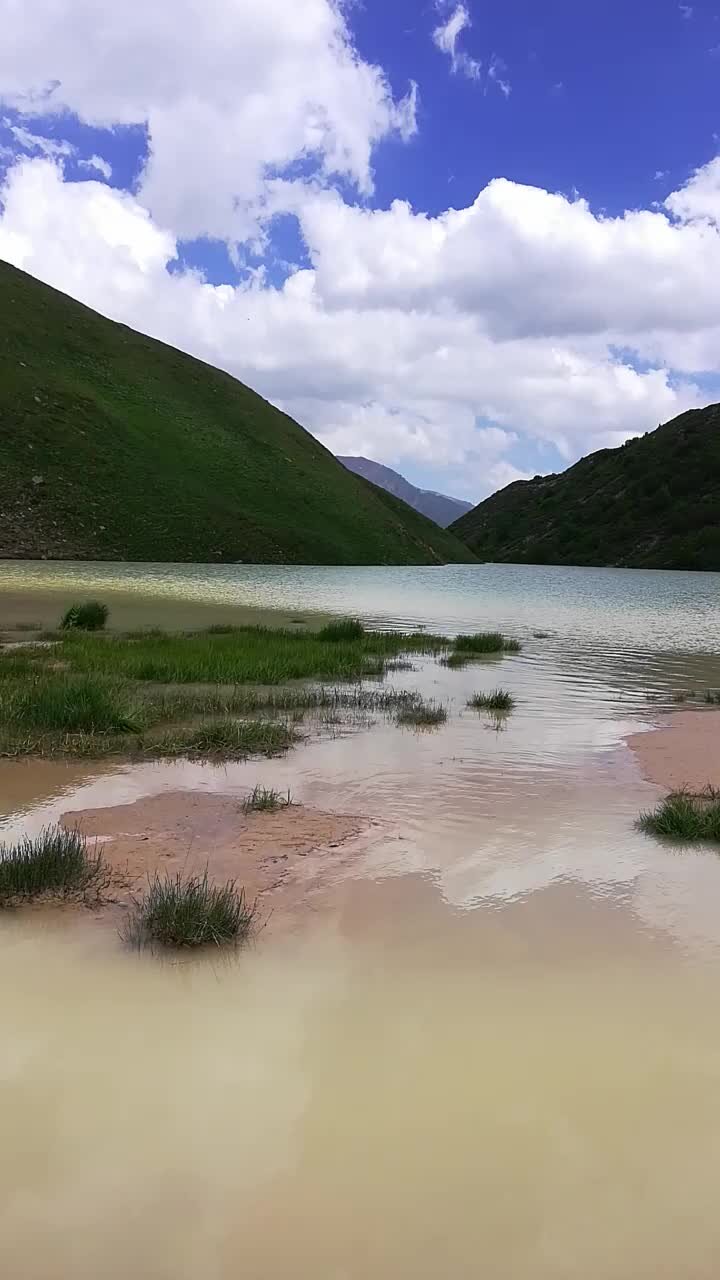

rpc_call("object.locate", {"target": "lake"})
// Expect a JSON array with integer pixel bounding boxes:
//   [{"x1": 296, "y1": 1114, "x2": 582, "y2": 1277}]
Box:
[{"x1": 2, "y1": 559, "x2": 720, "y2": 1278}]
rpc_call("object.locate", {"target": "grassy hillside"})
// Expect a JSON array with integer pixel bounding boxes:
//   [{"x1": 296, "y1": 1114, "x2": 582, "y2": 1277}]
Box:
[
  {"x1": 0, "y1": 262, "x2": 475, "y2": 565},
  {"x1": 451, "y1": 404, "x2": 720, "y2": 571}
]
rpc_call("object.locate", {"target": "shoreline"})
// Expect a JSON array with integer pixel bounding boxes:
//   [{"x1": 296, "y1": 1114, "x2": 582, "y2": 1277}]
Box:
[
  {"x1": 0, "y1": 585, "x2": 331, "y2": 636},
  {"x1": 625, "y1": 708, "x2": 720, "y2": 793}
]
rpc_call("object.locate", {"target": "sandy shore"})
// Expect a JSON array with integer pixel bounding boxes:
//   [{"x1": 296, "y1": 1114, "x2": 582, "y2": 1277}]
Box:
[
  {"x1": 0, "y1": 586, "x2": 329, "y2": 636},
  {"x1": 61, "y1": 790, "x2": 371, "y2": 927},
  {"x1": 626, "y1": 709, "x2": 720, "y2": 792}
]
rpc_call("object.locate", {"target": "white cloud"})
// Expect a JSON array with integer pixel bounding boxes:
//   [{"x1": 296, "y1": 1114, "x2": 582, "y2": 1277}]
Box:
[
  {"x1": 665, "y1": 156, "x2": 720, "y2": 226},
  {"x1": 0, "y1": 157, "x2": 709, "y2": 500},
  {"x1": 0, "y1": 0, "x2": 417, "y2": 243},
  {"x1": 679, "y1": 4, "x2": 693, "y2": 18},
  {"x1": 432, "y1": 4, "x2": 482, "y2": 81},
  {"x1": 79, "y1": 154, "x2": 113, "y2": 180}
]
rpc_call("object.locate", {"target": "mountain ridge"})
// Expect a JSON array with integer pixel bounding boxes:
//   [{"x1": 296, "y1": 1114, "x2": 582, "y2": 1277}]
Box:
[{"x1": 451, "y1": 404, "x2": 720, "y2": 571}]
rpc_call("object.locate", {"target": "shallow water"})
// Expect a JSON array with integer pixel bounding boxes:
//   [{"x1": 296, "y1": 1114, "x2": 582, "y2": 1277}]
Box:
[{"x1": 3, "y1": 562, "x2": 720, "y2": 1275}]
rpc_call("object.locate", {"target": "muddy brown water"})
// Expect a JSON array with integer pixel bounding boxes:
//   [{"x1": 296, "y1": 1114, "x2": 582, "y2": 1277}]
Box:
[{"x1": 3, "y1": 563, "x2": 720, "y2": 1276}]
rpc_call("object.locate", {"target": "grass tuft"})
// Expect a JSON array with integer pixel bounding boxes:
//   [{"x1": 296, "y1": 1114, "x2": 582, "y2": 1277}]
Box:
[
  {"x1": 396, "y1": 700, "x2": 447, "y2": 728},
  {"x1": 468, "y1": 688, "x2": 516, "y2": 712},
  {"x1": 0, "y1": 825, "x2": 107, "y2": 903},
  {"x1": 317, "y1": 618, "x2": 365, "y2": 642},
  {"x1": 0, "y1": 674, "x2": 140, "y2": 734},
  {"x1": 453, "y1": 632, "x2": 521, "y2": 655},
  {"x1": 60, "y1": 600, "x2": 109, "y2": 631},
  {"x1": 242, "y1": 784, "x2": 292, "y2": 814},
  {"x1": 638, "y1": 790, "x2": 720, "y2": 842},
  {"x1": 124, "y1": 869, "x2": 257, "y2": 949}
]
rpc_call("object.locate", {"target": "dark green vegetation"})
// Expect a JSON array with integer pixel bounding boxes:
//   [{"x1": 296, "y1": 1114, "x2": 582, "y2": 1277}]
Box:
[
  {"x1": 60, "y1": 600, "x2": 109, "y2": 631},
  {"x1": 453, "y1": 632, "x2": 521, "y2": 655},
  {"x1": 0, "y1": 825, "x2": 107, "y2": 903},
  {"x1": 242, "y1": 785, "x2": 292, "y2": 814},
  {"x1": 317, "y1": 618, "x2": 365, "y2": 642},
  {"x1": 468, "y1": 689, "x2": 516, "y2": 712},
  {"x1": 452, "y1": 403, "x2": 720, "y2": 570},
  {"x1": 396, "y1": 700, "x2": 447, "y2": 727},
  {"x1": 638, "y1": 791, "x2": 720, "y2": 842},
  {"x1": 0, "y1": 261, "x2": 475, "y2": 566},
  {"x1": 124, "y1": 870, "x2": 257, "y2": 950}
]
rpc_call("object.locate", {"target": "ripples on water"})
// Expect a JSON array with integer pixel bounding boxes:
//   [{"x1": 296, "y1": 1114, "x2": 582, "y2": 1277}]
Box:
[{"x1": 3, "y1": 558, "x2": 720, "y2": 650}]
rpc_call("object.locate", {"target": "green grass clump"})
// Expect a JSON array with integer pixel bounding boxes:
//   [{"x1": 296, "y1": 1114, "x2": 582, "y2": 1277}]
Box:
[
  {"x1": 0, "y1": 674, "x2": 140, "y2": 734},
  {"x1": 51, "y1": 626, "x2": 447, "y2": 685},
  {"x1": 453, "y1": 632, "x2": 521, "y2": 655},
  {"x1": 0, "y1": 825, "x2": 107, "y2": 902},
  {"x1": 317, "y1": 618, "x2": 365, "y2": 642},
  {"x1": 147, "y1": 719, "x2": 297, "y2": 760},
  {"x1": 124, "y1": 870, "x2": 257, "y2": 950},
  {"x1": 396, "y1": 700, "x2": 447, "y2": 728},
  {"x1": 638, "y1": 791, "x2": 720, "y2": 842},
  {"x1": 242, "y1": 785, "x2": 292, "y2": 814},
  {"x1": 468, "y1": 689, "x2": 516, "y2": 712},
  {"x1": 60, "y1": 600, "x2": 109, "y2": 631}
]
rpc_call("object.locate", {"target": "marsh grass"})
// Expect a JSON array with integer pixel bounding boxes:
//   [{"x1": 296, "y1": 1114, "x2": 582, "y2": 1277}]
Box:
[
  {"x1": 123, "y1": 869, "x2": 257, "y2": 949},
  {"x1": 0, "y1": 674, "x2": 141, "y2": 734},
  {"x1": 242, "y1": 785, "x2": 292, "y2": 814},
  {"x1": 638, "y1": 790, "x2": 720, "y2": 842},
  {"x1": 468, "y1": 689, "x2": 516, "y2": 712},
  {"x1": 704, "y1": 690, "x2": 720, "y2": 705},
  {"x1": 13, "y1": 621, "x2": 42, "y2": 632},
  {"x1": 146, "y1": 719, "x2": 298, "y2": 760},
  {"x1": 453, "y1": 632, "x2": 522, "y2": 655},
  {"x1": 0, "y1": 825, "x2": 108, "y2": 903},
  {"x1": 60, "y1": 600, "x2": 109, "y2": 631},
  {"x1": 396, "y1": 700, "x2": 447, "y2": 728},
  {"x1": 317, "y1": 618, "x2": 365, "y2": 642},
  {"x1": 50, "y1": 625, "x2": 448, "y2": 685}
]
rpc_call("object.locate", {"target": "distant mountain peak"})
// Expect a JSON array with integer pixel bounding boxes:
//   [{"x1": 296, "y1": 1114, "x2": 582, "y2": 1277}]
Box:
[{"x1": 337, "y1": 456, "x2": 473, "y2": 527}]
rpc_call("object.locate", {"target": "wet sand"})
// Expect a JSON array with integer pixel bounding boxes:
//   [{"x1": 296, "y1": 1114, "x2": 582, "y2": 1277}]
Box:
[
  {"x1": 0, "y1": 585, "x2": 327, "y2": 636},
  {"x1": 62, "y1": 790, "x2": 370, "y2": 927},
  {"x1": 626, "y1": 708, "x2": 720, "y2": 792}
]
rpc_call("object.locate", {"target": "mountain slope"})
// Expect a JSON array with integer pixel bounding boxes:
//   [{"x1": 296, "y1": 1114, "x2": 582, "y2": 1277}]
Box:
[
  {"x1": 451, "y1": 404, "x2": 720, "y2": 571},
  {"x1": 0, "y1": 262, "x2": 475, "y2": 565},
  {"x1": 338, "y1": 456, "x2": 473, "y2": 527}
]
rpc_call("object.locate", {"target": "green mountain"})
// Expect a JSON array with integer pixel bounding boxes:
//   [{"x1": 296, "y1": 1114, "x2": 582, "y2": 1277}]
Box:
[
  {"x1": 451, "y1": 404, "x2": 720, "y2": 571},
  {"x1": 0, "y1": 262, "x2": 475, "y2": 565}
]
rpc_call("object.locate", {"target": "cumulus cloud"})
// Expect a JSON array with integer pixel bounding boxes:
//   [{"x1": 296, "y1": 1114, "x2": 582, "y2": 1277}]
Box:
[
  {"x1": 0, "y1": 157, "x2": 708, "y2": 498},
  {"x1": 0, "y1": 0, "x2": 417, "y2": 243},
  {"x1": 433, "y1": 4, "x2": 482, "y2": 80}
]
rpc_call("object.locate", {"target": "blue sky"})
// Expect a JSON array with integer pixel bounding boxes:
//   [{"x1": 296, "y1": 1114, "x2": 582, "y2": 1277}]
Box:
[{"x1": 1, "y1": 0, "x2": 720, "y2": 501}]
